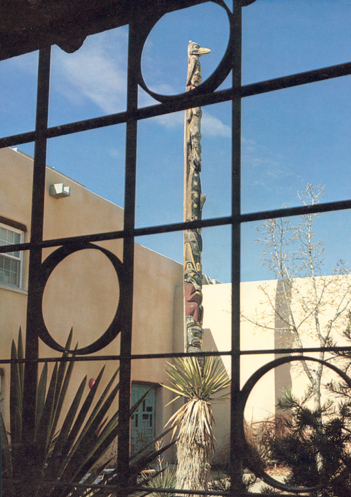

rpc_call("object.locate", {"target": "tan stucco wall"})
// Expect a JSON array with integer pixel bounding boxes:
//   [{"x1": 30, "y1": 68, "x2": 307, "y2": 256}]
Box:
[
  {"x1": 0, "y1": 147, "x2": 182, "y2": 446},
  {"x1": 202, "y1": 282, "x2": 278, "y2": 453},
  {"x1": 202, "y1": 274, "x2": 351, "y2": 456},
  {"x1": 2, "y1": 147, "x2": 351, "y2": 464},
  {"x1": 276, "y1": 274, "x2": 351, "y2": 409}
]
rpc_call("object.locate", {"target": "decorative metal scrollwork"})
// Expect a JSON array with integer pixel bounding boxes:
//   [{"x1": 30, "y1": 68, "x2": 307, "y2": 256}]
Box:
[
  {"x1": 31, "y1": 0, "x2": 257, "y2": 356},
  {"x1": 36, "y1": 242, "x2": 125, "y2": 355},
  {"x1": 237, "y1": 355, "x2": 351, "y2": 493}
]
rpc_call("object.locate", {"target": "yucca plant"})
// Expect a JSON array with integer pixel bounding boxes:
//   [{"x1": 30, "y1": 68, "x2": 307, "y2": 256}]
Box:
[
  {"x1": 1, "y1": 329, "x2": 172, "y2": 497},
  {"x1": 142, "y1": 465, "x2": 176, "y2": 497},
  {"x1": 141, "y1": 441, "x2": 177, "y2": 497},
  {"x1": 163, "y1": 356, "x2": 230, "y2": 495}
]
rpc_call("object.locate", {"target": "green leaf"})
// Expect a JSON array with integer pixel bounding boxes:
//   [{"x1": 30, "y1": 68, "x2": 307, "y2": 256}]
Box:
[
  {"x1": 164, "y1": 357, "x2": 230, "y2": 402},
  {"x1": 45, "y1": 376, "x2": 87, "y2": 480},
  {"x1": 50, "y1": 331, "x2": 75, "y2": 435},
  {"x1": 57, "y1": 369, "x2": 120, "y2": 484},
  {"x1": 17, "y1": 327, "x2": 24, "y2": 398},
  {"x1": 4, "y1": 329, "x2": 171, "y2": 496},
  {"x1": 67, "y1": 382, "x2": 120, "y2": 478},
  {"x1": 35, "y1": 362, "x2": 48, "y2": 434},
  {"x1": 35, "y1": 361, "x2": 59, "y2": 456},
  {"x1": 59, "y1": 366, "x2": 107, "y2": 462},
  {"x1": 0, "y1": 410, "x2": 12, "y2": 484},
  {"x1": 10, "y1": 337, "x2": 22, "y2": 449}
]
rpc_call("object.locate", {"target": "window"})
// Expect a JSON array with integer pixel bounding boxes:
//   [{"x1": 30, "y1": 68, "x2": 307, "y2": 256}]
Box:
[{"x1": 0, "y1": 224, "x2": 22, "y2": 289}]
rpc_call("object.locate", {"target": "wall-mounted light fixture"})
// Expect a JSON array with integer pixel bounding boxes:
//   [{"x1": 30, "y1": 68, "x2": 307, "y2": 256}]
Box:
[{"x1": 49, "y1": 183, "x2": 71, "y2": 199}]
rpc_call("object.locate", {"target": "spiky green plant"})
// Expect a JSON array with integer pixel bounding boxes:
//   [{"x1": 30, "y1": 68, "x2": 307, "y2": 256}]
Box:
[
  {"x1": 1, "y1": 329, "x2": 173, "y2": 497},
  {"x1": 140, "y1": 440, "x2": 176, "y2": 497},
  {"x1": 267, "y1": 390, "x2": 351, "y2": 496},
  {"x1": 142, "y1": 466, "x2": 177, "y2": 497},
  {"x1": 163, "y1": 356, "x2": 230, "y2": 495}
]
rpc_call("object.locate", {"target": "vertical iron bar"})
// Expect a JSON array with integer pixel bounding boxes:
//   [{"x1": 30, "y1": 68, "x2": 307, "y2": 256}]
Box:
[
  {"x1": 230, "y1": 1, "x2": 243, "y2": 496},
  {"x1": 23, "y1": 46, "x2": 51, "y2": 497},
  {"x1": 0, "y1": 381, "x2": 2, "y2": 497},
  {"x1": 116, "y1": 20, "x2": 138, "y2": 495}
]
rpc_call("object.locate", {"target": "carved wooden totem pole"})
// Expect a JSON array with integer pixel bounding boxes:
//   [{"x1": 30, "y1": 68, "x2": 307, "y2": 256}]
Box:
[{"x1": 184, "y1": 41, "x2": 210, "y2": 354}]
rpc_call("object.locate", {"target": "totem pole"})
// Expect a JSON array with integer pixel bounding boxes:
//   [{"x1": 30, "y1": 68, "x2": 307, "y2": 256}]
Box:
[{"x1": 184, "y1": 41, "x2": 211, "y2": 354}]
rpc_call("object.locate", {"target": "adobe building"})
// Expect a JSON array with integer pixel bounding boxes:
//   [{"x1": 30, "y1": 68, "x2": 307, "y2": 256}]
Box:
[
  {"x1": 0, "y1": 146, "x2": 184, "y2": 455},
  {"x1": 1, "y1": 146, "x2": 350, "y2": 459},
  {"x1": 0, "y1": 146, "x2": 285, "y2": 456}
]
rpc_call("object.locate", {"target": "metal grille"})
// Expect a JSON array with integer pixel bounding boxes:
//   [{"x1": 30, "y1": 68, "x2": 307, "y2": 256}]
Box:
[{"x1": 1, "y1": 1, "x2": 351, "y2": 496}]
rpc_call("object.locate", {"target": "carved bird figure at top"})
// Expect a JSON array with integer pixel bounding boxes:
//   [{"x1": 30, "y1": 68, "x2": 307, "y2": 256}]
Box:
[{"x1": 186, "y1": 41, "x2": 211, "y2": 90}]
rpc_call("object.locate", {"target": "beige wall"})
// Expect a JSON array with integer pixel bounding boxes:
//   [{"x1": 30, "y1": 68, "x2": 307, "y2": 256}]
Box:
[
  {"x1": 2, "y1": 147, "x2": 350, "y2": 463},
  {"x1": 202, "y1": 274, "x2": 351, "y2": 456},
  {"x1": 0, "y1": 147, "x2": 183, "y2": 447},
  {"x1": 202, "y1": 282, "x2": 278, "y2": 453}
]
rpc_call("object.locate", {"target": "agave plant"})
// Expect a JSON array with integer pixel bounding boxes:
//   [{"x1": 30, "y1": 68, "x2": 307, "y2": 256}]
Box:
[
  {"x1": 140, "y1": 440, "x2": 177, "y2": 497},
  {"x1": 142, "y1": 465, "x2": 176, "y2": 497},
  {"x1": 1, "y1": 329, "x2": 172, "y2": 497},
  {"x1": 163, "y1": 356, "x2": 231, "y2": 495}
]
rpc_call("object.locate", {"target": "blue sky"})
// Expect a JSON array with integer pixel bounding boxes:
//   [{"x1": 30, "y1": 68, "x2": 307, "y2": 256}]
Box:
[{"x1": 1, "y1": 0, "x2": 351, "y2": 283}]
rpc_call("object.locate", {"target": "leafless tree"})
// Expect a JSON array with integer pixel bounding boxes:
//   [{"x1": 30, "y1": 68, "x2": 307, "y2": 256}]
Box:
[{"x1": 243, "y1": 185, "x2": 351, "y2": 410}]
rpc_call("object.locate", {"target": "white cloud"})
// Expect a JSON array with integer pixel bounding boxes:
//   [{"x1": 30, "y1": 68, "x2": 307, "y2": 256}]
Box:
[
  {"x1": 153, "y1": 108, "x2": 230, "y2": 138},
  {"x1": 201, "y1": 111, "x2": 231, "y2": 138},
  {"x1": 241, "y1": 135, "x2": 302, "y2": 191},
  {"x1": 7, "y1": 50, "x2": 38, "y2": 75},
  {"x1": 49, "y1": 29, "x2": 231, "y2": 140},
  {"x1": 155, "y1": 111, "x2": 184, "y2": 128},
  {"x1": 52, "y1": 29, "x2": 128, "y2": 114}
]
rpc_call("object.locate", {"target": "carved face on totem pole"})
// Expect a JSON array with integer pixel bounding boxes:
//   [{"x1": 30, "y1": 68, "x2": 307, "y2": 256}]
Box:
[
  {"x1": 184, "y1": 41, "x2": 210, "y2": 354},
  {"x1": 186, "y1": 41, "x2": 211, "y2": 90}
]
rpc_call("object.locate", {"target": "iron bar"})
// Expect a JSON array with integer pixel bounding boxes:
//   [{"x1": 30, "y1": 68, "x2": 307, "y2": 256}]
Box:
[
  {"x1": 0, "y1": 391, "x2": 2, "y2": 497},
  {"x1": 0, "y1": 475, "x2": 299, "y2": 497},
  {"x1": 1, "y1": 60, "x2": 351, "y2": 149},
  {"x1": 116, "y1": 16, "x2": 140, "y2": 494},
  {"x1": 230, "y1": 2, "x2": 243, "y2": 497},
  {"x1": 1, "y1": 344, "x2": 351, "y2": 365},
  {"x1": 2, "y1": 197, "x2": 351, "y2": 257},
  {"x1": 22, "y1": 46, "x2": 51, "y2": 497},
  {"x1": 0, "y1": 2, "x2": 350, "y2": 494}
]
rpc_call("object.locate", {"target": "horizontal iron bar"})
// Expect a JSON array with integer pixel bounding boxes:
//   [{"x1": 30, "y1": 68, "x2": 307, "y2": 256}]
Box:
[
  {"x1": 1, "y1": 198, "x2": 351, "y2": 255},
  {"x1": 0, "y1": 346, "x2": 350, "y2": 364},
  {"x1": 240, "y1": 198, "x2": 351, "y2": 222},
  {"x1": 36, "y1": 478, "x2": 231, "y2": 496},
  {"x1": 2, "y1": 475, "x2": 308, "y2": 496},
  {"x1": 241, "y1": 60, "x2": 351, "y2": 97},
  {"x1": 37, "y1": 477, "x2": 305, "y2": 497},
  {"x1": 1, "y1": 61, "x2": 351, "y2": 148},
  {"x1": 131, "y1": 489, "x2": 315, "y2": 497}
]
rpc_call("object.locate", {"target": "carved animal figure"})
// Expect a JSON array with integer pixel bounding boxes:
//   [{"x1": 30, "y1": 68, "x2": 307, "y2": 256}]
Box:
[{"x1": 184, "y1": 41, "x2": 210, "y2": 354}]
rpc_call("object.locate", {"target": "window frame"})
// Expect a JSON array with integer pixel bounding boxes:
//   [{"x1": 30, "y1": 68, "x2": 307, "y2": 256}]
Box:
[{"x1": 0, "y1": 223, "x2": 24, "y2": 290}]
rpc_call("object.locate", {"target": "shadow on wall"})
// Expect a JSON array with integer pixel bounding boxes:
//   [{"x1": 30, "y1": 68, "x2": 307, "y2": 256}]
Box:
[
  {"x1": 274, "y1": 279, "x2": 293, "y2": 407},
  {"x1": 202, "y1": 327, "x2": 231, "y2": 465}
]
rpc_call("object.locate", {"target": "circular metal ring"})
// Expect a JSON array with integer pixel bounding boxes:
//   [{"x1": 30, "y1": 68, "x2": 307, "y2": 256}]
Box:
[
  {"x1": 237, "y1": 355, "x2": 351, "y2": 493},
  {"x1": 136, "y1": 0, "x2": 235, "y2": 103},
  {"x1": 37, "y1": 242, "x2": 125, "y2": 355}
]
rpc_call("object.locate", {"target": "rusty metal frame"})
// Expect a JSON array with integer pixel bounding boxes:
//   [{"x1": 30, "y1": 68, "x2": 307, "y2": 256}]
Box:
[{"x1": 1, "y1": 0, "x2": 351, "y2": 495}]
